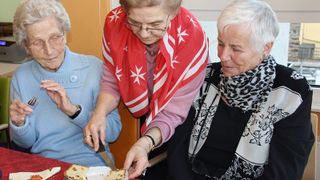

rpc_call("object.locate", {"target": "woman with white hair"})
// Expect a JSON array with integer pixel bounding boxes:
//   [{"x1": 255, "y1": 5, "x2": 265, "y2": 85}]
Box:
[
  {"x1": 9, "y1": 0, "x2": 121, "y2": 166},
  {"x1": 165, "y1": 0, "x2": 314, "y2": 179}
]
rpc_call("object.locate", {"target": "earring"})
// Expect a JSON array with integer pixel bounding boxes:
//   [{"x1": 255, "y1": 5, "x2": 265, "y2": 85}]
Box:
[{"x1": 262, "y1": 53, "x2": 268, "y2": 59}]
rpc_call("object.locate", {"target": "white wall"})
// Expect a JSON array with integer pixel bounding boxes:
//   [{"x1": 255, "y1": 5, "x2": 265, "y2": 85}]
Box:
[
  {"x1": 112, "y1": 0, "x2": 320, "y2": 23},
  {"x1": 182, "y1": 0, "x2": 320, "y2": 22},
  {"x1": 111, "y1": 0, "x2": 318, "y2": 65},
  {"x1": 113, "y1": 0, "x2": 320, "y2": 22},
  {"x1": 200, "y1": 21, "x2": 290, "y2": 66},
  {"x1": 183, "y1": 0, "x2": 320, "y2": 65},
  {"x1": 111, "y1": 0, "x2": 119, "y2": 9},
  {"x1": 0, "y1": 0, "x2": 21, "y2": 22}
]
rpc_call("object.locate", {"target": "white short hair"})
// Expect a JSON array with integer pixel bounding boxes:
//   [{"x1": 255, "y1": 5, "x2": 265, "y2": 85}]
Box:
[
  {"x1": 217, "y1": 0, "x2": 279, "y2": 52},
  {"x1": 13, "y1": 0, "x2": 71, "y2": 49}
]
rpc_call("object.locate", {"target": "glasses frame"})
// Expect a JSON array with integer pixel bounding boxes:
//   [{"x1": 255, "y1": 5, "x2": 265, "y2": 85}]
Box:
[
  {"x1": 126, "y1": 15, "x2": 170, "y2": 35},
  {"x1": 27, "y1": 32, "x2": 65, "y2": 51}
]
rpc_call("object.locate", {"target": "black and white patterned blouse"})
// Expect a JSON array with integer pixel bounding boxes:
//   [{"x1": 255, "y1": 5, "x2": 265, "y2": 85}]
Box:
[{"x1": 167, "y1": 62, "x2": 314, "y2": 180}]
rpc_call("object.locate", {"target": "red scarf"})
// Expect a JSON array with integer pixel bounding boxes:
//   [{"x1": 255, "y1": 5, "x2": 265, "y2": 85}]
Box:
[{"x1": 102, "y1": 7, "x2": 208, "y2": 132}]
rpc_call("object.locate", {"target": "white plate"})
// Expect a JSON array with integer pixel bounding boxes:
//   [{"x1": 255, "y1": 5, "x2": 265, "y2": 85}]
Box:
[
  {"x1": 86, "y1": 166, "x2": 111, "y2": 180},
  {"x1": 9, "y1": 167, "x2": 61, "y2": 180}
]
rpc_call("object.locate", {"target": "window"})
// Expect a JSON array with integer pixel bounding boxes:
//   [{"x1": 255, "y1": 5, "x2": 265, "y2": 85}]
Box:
[
  {"x1": 184, "y1": 0, "x2": 320, "y2": 87},
  {"x1": 288, "y1": 23, "x2": 320, "y2": 87}
]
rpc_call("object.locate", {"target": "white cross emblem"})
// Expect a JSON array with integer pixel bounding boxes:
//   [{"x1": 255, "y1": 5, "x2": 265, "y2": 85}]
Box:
[
  {"x1": 187, "y1": 16, "x2": 197, "y2": 27},
  {"x1": 177, "y1": 25, "x2": 189, "y2": 44},
  {"x1": 130, "y1": 66, "x2": 146, "y2": 85},
  {"x1": 109, "y1": 9, "x2": 122, "y2": 23}
]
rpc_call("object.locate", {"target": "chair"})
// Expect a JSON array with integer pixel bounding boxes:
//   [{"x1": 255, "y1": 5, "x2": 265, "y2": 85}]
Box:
[
  {"x1": 0, "y1": 76, "x2": 11, "y2": 148},
  {"x1": 0, "y1": 124, "x2": 10, "y2": 148},
  {"x1": 302, "y1": 113, "x2": 318, "y2": 180}
]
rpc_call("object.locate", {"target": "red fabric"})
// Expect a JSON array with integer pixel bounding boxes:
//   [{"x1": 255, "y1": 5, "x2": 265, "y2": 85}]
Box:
[
  {"x1": 0, "y1": 147, "x2": 71, "y2": 179},
  {"x1": 102, "y1": 7, "x2": 208, "y2": 132}
]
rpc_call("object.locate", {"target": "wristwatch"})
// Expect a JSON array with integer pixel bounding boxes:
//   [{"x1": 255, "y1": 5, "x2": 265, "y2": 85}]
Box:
[{"x1": 68, "y1": 104, "x2": 82, "y2": 119}]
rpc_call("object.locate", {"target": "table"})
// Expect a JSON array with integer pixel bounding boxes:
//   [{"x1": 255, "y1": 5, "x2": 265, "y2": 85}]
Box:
[{"x1": 0, "y1": 147, "x2": 71, "y2": 179}]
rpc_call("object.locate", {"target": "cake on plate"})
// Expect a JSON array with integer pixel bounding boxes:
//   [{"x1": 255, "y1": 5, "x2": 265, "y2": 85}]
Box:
[
  {"x1": 64, "y1": 165, "x2": 89, "y2": 180},
  {"x1": 105, "y1": 169, "x2": 128, "y2": 180},
  {"x1": 64, "y1": 165, "x2": 128, "y2": 180}
]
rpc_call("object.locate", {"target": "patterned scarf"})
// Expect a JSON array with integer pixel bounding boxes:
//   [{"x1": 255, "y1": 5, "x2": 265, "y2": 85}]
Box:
[
  {"x1": 102, "y1": 7, "x2": 208, "y2": 132},
  {"x1": 219, "y1": 55, "x2": 276, "y2": 113},
  {"x1": 188, "y1": 56, "x2": 278, "y2": 179}
]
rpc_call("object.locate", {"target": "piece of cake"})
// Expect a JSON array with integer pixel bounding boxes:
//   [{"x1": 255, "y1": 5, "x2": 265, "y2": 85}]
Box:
[
  {"x1": 64, "y1": 164, "x2": 88, "y2": 180},
  {"x1": 104, "y1": 169, "x2": 128, "y2": 180}
]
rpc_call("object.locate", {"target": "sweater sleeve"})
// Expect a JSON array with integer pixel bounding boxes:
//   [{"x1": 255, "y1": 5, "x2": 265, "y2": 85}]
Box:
[
  {"x1": 104, "y1": 108, "x2": 122, "y2": 142},
  {"x1": 9, "y1": 75, "x2": 37, "y2": 148},
  {"x1": 100, "y1": 63, "x2": 120, "y2": 102},
  {"x1": 144, "y1": 69, "x2": 206, "y2": 144},
  {"x1": 259, "y1": 90, "x2": 314, "y2": 180}
]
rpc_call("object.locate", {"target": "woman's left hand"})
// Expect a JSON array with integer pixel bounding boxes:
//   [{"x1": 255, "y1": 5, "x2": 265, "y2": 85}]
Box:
[
  {"x1": 40, "y1": 80, "x2": 77, "y2": 116},
  {"x1": 124, "y1": 138, "x2": 151, "y2": 179}
]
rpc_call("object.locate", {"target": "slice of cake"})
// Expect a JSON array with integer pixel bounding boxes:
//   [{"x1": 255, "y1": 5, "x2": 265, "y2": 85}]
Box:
[
  {"x1": 105, "y1": 169, "x2": 128, "y2": 180},
  {"x1": 64, "y1": 164, "x2": 88, "y2": 180}
]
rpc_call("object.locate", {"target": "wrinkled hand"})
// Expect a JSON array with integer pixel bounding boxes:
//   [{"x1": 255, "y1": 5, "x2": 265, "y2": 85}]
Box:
[
  {"x1": 84, "y1": 113, "x2": 107, "y2": 151},
  {"x1": 40, "y1": 80, "x2": 77, "y2": 116},
  {"x1": 9, "y1": 99, "x2": 33, "y2": 126},
  {"x1": 123, "y1": 138, "x2": 151, "y2": 179}
]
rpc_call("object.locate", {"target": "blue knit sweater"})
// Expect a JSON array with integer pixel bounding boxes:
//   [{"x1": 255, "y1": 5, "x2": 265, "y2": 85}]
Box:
[{"x1": 10, "y1": 47, "x2": 122, "y2": 166}]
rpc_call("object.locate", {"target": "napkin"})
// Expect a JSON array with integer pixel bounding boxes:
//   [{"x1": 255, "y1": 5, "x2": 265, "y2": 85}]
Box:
[
  {"x1": 9, "y1": 166, "x2": 61, "y2": 180},
  {"x1": 86, "y1": 166, "x2": 111, "y2": 180}
]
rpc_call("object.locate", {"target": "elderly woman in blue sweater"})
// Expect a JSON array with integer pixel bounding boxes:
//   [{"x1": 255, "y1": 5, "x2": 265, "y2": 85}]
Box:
[{"x1": 9, "y1": 0, "x2": 121, "y2": 167}]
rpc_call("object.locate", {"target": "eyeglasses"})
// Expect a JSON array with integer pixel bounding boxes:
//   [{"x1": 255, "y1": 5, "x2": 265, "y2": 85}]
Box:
[
  {"x1": 27, "y1": 33, "x2": 65, "y2": 51},
  {"x1": 126, "y1": 15, "x2": 170, "y2": 36}
]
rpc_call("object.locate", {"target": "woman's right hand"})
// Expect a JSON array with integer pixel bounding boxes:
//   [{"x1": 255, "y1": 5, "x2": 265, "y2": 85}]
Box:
[
  {"x1": 9, "y1": 99, "x2": 33, "y2": 126},
  {"x1": 124, "y1": 137, "x2": 152, "y2": 179},
  {"x1": 84, "y1": 112, "x2": 107, "y2": 151},
  {"x1": 83, "y1": 91, "x2": 119, "y2": 151}
]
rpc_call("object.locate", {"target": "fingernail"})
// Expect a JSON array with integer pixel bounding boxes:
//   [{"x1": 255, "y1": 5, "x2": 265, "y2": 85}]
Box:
[{"x1": 26, "y1": 107, "x2": 33, "y2": 112}]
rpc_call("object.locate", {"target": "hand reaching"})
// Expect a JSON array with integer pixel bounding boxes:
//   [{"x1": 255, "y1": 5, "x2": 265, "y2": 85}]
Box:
[
  {"x1": 83, "y1": 91, "x2": 119, "y2": 151},
  {"x1": 123, "y1": 137, "x2": 151, "y2": 179},
  {"x1": 83, "y1": 112, "x2": 107, "y2": 151}
]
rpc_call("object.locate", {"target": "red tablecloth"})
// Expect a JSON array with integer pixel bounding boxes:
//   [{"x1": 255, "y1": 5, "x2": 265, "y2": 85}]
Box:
[{"x1": 0, "y1": 147, "x2": 71, "y2": 179}]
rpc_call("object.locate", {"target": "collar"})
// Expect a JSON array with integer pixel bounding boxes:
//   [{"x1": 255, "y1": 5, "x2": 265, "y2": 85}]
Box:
[{"x1": 31, "y1": 47, "x2": 88, "y2": 88}]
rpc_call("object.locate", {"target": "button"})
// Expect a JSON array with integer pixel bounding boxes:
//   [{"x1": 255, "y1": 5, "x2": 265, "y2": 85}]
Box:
[{"x1": 70, "y1": 75, "x2": 78, "y2": 82}]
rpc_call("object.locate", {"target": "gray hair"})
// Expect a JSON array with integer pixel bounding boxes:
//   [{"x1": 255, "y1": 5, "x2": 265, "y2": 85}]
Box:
[
  {"x1": 119, "y1": 0, "x2": 182, "y2": 14},
  {"x1": 13, "y1": 0, "x2": 70, "y2": 49},
  {"x1": 217, "y1": 0, "x2": 279, "y2": 52}
]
